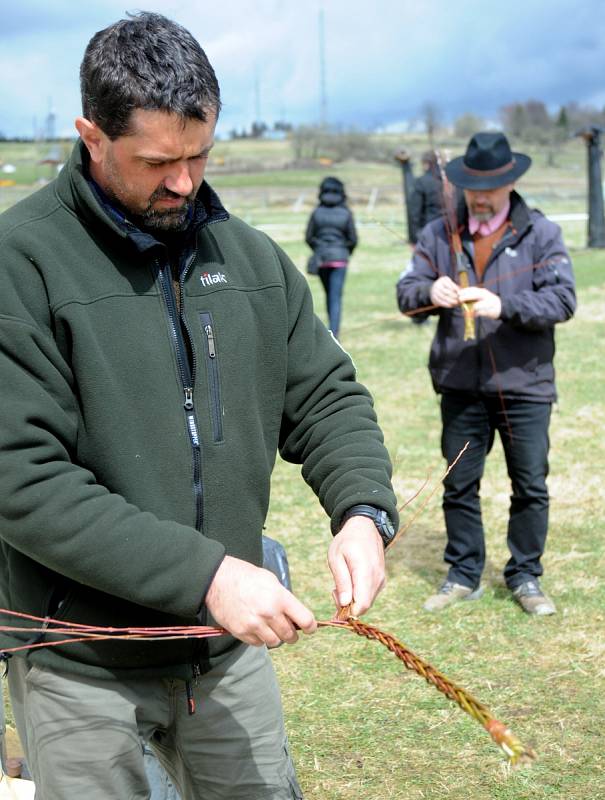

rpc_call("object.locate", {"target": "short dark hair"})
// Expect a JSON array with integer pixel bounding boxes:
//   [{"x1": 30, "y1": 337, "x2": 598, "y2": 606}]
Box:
[{"x1": 80, "y1": 12, "x2": 221, "y2": 139}]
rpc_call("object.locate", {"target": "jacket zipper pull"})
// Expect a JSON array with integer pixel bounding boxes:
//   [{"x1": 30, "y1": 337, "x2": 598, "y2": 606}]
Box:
[
  {"x1": 184, "y1": 387, "x2": 194, "y2": 410},
  {"x1": 204, "y1": 324, "x2": 216, "y2": 358},
  {"x1": 185, "y1": 680, "x2": 196, "y2": 715}
]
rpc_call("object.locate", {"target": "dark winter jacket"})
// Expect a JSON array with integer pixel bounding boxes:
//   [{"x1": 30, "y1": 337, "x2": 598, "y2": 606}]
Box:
[
  {"x1": 305, "y1": 178, "x2": 357, "y2": 264},
  {"x1": 0, "y1": 142, "x2": 398, "y2": 680},
  {"x1": 408, "y1": 168, "x2": 443, "y2": 244},
  {"x1": 396, "y1": 192, "x2": 576, "y2": 402}
]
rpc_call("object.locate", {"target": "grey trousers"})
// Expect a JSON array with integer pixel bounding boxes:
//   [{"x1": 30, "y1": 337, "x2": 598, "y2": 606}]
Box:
[{"x1": 8, "y1": 644, "x2": 303, "y2": 799}]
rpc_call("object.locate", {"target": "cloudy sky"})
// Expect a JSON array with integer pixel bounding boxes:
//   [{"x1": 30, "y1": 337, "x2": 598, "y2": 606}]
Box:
[{"x1": 1, "y1": 0, "x2": 604, "y2": 139}]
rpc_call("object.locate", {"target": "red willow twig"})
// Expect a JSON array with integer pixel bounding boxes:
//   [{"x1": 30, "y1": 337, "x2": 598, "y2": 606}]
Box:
[{"x1": 388, "y1": 441, "x2": 469, "y2": 551}]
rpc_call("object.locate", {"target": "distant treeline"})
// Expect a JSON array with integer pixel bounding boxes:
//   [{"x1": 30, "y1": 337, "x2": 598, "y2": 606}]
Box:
[
  {"x1": 498, "y1": 100, "x2": 605, "y2": 141},
  {"x1": 423, "y1": 99, "x2": 605, "y2": 144},
  {"x1": 0, "y1": 136, "x2": 75, "y2": 144},
  {"x1": 2, "y1": 99, "x2": 603, "y2": 164}
]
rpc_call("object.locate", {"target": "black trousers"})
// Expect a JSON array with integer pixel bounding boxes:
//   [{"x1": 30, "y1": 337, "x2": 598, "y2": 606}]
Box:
[{"x1": 440, "y1": 393, "x2": 551, "y2": 590}]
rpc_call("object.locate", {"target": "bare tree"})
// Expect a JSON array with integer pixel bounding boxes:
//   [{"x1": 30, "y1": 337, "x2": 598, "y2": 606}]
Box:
[
  {"x1": 421, "y1": 102, "x2": 441, "y2": 149},
  {"x1": 454, "y1": 113, "x2": 486, "y2": 139},
  {"x1": 500, "y1": 103, "x2": 527, "y2": 137}
]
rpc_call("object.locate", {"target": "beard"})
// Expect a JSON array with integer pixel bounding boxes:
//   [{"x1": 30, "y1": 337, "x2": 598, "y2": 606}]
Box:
[
  {"x1": 107, "y1": 184, "x2": 195, "y2": 232},
  {"x1": 101, "y1": 152, "x2": 196, "y2": 232},
  {"x1": 469, "y1": 204, "x2": 495, "y2": 222},
  {"x1": 134, "y1": 186, "x2": 194, "y2": 232}
]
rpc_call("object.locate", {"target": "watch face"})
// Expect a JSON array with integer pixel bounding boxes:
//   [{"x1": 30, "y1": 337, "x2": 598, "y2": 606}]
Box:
[
  {"x1": 377, "y1": 510, "x2": 395, "y2": 540},
  {"x1": 341, "y1": 505, "x2": 395, "y2": 543}
]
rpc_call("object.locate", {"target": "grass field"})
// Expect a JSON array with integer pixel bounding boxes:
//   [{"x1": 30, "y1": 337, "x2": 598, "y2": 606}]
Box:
[
  {"x1": 1, "y1": 136, "x2": 604, "y2": 798},
  {"x1": 265, "y1": 230, "x2": 605, "y2": 800}
]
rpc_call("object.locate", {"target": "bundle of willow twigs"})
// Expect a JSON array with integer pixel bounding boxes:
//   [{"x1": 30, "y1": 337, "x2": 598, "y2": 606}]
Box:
[{"x1": 0, "y1": 604, "x2": 535, "y2": 766}]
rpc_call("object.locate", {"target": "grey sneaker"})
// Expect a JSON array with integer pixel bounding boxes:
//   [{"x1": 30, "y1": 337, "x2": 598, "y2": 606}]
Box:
[
  {"x1": 511, "y1": 580, "x2": 556, "y2": 616},
  {"x1": 423, "y1": 580, "x2": 484, "y2": 612}
]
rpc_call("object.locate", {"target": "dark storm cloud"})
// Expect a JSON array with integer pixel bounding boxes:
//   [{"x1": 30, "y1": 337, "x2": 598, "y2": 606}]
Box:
[
  {"x1": 322, "y1": 0, "x2": 605, "y2": 128},
  {"x1": 1, "y1": 0, "x2": 603, "y2": 137}
]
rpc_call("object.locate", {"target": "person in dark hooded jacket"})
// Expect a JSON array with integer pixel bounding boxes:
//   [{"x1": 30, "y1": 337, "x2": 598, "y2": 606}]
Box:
[{"x1": 305, "y1": 176, "x2": 357, "y2": 339}]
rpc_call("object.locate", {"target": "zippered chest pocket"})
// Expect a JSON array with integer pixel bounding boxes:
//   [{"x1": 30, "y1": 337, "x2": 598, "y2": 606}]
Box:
[{"x1": 199, "y1": 312, "x2": 224, "y2": 443}]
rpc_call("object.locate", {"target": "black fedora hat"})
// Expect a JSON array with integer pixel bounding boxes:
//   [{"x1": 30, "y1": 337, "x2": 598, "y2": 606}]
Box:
[{"x1": 445, "y1": 132, "x2": 531, "y2": 190}]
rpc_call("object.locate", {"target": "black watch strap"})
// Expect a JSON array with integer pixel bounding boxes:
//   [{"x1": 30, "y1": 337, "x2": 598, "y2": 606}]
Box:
[{"x1": 340, "y1": 504, "x2": 396, "y2": 548}]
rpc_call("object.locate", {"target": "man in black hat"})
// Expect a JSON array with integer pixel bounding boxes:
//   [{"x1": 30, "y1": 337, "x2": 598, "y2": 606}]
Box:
[{"x1": 396, "y1": 132, "x2": 576, "y2": 615}]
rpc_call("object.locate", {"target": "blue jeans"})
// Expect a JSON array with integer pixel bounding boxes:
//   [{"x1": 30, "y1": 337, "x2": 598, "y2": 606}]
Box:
[
  {"x1": 318, "y1": 266, "x2": 347, "y2": 338},
  {"x1": 145, "y1": 744, "x2": 181, "y2": 800},
  {"x1": 440, "y1": 394, "x2": 551, "y2": 590}
]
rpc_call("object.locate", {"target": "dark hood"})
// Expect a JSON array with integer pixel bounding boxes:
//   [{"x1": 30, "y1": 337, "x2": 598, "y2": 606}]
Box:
[{"x1": 318, "y1": 176, "x2": 346, "y2": 207}]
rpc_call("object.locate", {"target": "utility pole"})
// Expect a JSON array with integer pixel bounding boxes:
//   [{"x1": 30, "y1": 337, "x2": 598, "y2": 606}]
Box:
[
  {"x1": 576, "y1": 126, "x2": 605, "y2": 248},
  {"x1": 45, "y1": 98, "x2": 57, "y2": 141},
  {"x1": 254, "y1": 71, "x2": 261, "y2": 124},
  {"x1": 394, "y1": 149, "x2": 416, "y2": 244},
  {"x1": 318, "y1": 5, "x2": 327, "y2": 127}
]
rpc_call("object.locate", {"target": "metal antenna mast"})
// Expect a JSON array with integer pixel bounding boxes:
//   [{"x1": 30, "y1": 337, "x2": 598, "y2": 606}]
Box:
[
  {"x1": 254, "y1": 68, "x2": 261, "y2": 124},
  {"x1": 318, "y1": 5, "x2": 327, "y2": 126}
]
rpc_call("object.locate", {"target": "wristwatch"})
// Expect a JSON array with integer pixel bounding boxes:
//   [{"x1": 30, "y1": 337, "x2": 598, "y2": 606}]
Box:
[{"x1": 340, "y1": 504, "x2": 396, "y2": 548}]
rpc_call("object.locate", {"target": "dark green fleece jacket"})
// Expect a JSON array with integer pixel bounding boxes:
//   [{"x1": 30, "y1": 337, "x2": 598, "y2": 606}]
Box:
[{"x1": 0, "y1": 142, "x2": 398, "y2": 680}]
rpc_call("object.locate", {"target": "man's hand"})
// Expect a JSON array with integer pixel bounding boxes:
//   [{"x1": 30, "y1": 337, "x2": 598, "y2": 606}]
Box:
[
  {"x1": 430, "y1": 275, "x2": 460, "y2": 308},
  {"x1": 328, "y1": 516, "x2": 386, "y2": 617},
  {"x1": 205, "y1": 555, "x2": 317, "y2": 648},
  {"x1": 458, "y1": 286, "x2": 502, "y2": 319}
]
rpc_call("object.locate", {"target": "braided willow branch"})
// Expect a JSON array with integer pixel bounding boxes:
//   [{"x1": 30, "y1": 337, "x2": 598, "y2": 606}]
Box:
[
  {"x1": 0, "y1": 606, "x2": 536, "y2": 765},
  {"x1": 330, "y1": 610, "x2": 536, "y2": 767}
]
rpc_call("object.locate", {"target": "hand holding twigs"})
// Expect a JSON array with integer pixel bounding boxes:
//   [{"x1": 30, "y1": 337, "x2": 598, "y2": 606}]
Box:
[
  {"x1": 430, "y1": 275, "x2": 461, "y2": 308},
  {"x1": 328, "y1": 517, "x2": 385, "y2": 617},
  {"x1": 205, "y1": 555, "x2": 317, "y2": 648},
  {"x1": 459, "y1": 286, "x2": 502, "y2": 319}
]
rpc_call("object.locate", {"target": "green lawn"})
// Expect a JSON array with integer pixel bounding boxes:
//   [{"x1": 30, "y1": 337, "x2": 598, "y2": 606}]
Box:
[
  {"x1": 268, "y1": 224, "x2": 605, "y2": 800},
  {"x1": 1, "y1": 141, "x2": 604, "y2": 798}
]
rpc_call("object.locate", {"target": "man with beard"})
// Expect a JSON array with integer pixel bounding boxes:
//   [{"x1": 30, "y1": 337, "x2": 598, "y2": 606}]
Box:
[
  {"x1": 396, "y1": 132, "x2": 575, "y2": 616},
  {"x1": 0, "y1": 13, "x2": 398, "y2": 799}
]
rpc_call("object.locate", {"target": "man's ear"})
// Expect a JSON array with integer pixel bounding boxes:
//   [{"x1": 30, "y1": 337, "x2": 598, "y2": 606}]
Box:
[{"x1": 75, "y1": 117, "x2": 106, "y2": 164}]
